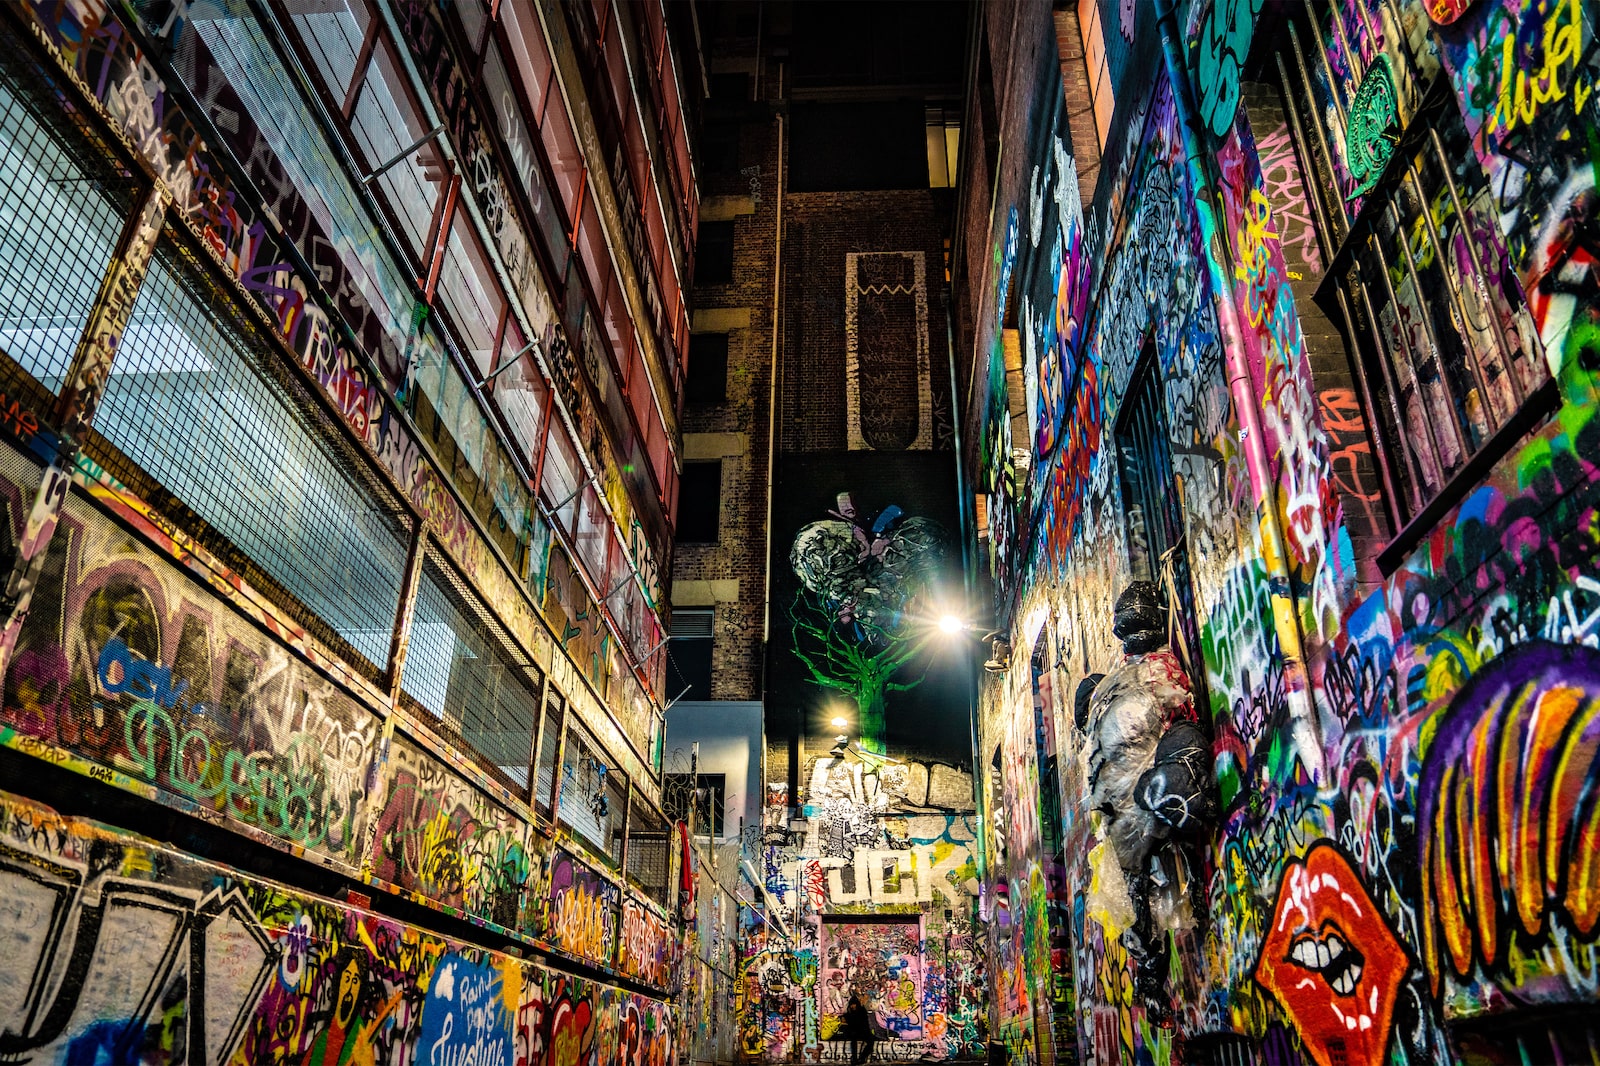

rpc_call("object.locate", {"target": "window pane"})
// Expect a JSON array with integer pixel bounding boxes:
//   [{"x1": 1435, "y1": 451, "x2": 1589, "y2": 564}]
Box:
[
  {"x1": 401, "y1": 557, "x2": 541, "y2": 791},
  {"x1": 491, "y1": 318, "x2": 549, "y2": 462},
  {"x1": 0, "y1": 75, "x2": 131, "y2": 391},
  {"x1": 438, "y1": 213, "x2": 506, "y2": 377},
  {"x1": 289, "y1": 0, "x2": 371, "y2": 100},
  {"x1": 93, "y1": 248, "x2": 409, "y2": 671},
  {"x1": 197, "y1": 16, "x2": 416, "y2": 344},
  {"x1": 350, "y1": 43, "x2": 441, "y2": 260},
  {"x1": 541, "y1": 422, "x2": 582, "y2": 533}
]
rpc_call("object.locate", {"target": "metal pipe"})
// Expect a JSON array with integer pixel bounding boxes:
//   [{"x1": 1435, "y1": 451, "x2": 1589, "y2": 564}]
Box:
[
  {"x1": 1154, "y1": 0, "x2": 1324, "y2": 782},
  {"x1": 363, "y1": 124, "x2": 447, "y2": 185},
  {"x1": 761, "y1": 63, "x2": 785, "y2": 648}
]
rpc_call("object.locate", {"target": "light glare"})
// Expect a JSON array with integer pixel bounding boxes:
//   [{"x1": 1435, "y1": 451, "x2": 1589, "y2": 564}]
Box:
[{"x1": 938, "y1": 615, "x2": 964, "y2": 634}]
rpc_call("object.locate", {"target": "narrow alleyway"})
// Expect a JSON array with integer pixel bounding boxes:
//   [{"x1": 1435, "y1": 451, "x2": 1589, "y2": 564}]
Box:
[{"x1": 0, "y1": 1, "x2": 1595, "y2": 1065}]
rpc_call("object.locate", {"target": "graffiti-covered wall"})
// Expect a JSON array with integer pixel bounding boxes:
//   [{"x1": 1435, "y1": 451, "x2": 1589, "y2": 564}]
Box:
[
  {"x1": 964, "y1": 0, "x2": 1600, "y2": 1063},
  {"x1": 737, "y1": 753, "x2": 984, "y2": 1062},
  {"x1": 0, "y1": 787, "x2": 676, "y2": 1065}
]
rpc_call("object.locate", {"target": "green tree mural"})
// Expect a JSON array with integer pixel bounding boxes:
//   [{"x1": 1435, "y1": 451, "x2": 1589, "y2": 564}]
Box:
[{"x1": 788, "y1": 494, "x2": 946, "y2": 752}]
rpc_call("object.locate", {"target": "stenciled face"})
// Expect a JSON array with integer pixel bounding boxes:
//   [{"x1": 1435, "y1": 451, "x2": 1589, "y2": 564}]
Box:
[{"x1": 1255, "y1": 843, "x2": 1409, "y2": 1066}]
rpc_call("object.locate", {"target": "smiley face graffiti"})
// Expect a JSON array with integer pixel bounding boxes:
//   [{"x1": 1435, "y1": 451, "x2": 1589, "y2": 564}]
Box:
[{"x1": 1254, "y1": 843, "x2": 1410, "y2": 1066}]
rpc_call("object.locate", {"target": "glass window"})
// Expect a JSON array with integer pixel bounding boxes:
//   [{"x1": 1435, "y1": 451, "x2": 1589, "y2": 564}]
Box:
[
  {"x1": 288, "y1": 0, "x2": 372, "y2": 100},
  {"x1": 686, "y1": 333, "x2": 729, "y2": 404},
  {"x1": 490, "y1": 318, "x2": 549, "y2": 463},
  {"x1": 197, "y1": 14, "x2": 417, "y2": 343},
  {"x1": 92, "y1": 246, "x2": 410, "y2": 672},
  {"x1": 1277, "y1": 17, "x2": 1551, "y2": 532},
  {"x1": 401, "y1": 555, "x2": 542, "y2": 792},
  {"x1": 349, "y1": 42, "x2": 441, "y2": 260},
  {"x1": 574, "y1": 481, "x2": 609, "y2": 583},
  {"x1": 541, "y1": 421, "x2": 582, "y2": 534},
  {"x1": 438, "y1": 213, "x2": 506, "y2": 377},
  {"x1": 0, "y1": 74, "x2": 130, "y2": 390}
]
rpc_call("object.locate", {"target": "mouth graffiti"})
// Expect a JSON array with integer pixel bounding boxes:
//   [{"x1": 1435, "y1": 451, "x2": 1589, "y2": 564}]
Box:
[
  {"x1": 1285, "y1": 925, "x2": 1364, "y2": 996},
  {"x1": 1255, "y1": 843, "x2": 1408, "y2": 1066}
]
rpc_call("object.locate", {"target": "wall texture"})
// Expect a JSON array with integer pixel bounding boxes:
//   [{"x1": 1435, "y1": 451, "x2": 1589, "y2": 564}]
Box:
[{"x1": 965, "y1": 0, "x2": 1600, "y2": 1063}]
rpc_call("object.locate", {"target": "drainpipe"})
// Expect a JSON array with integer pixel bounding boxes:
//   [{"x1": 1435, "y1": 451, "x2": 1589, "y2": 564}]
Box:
[
  {"x1": 1153, "y1": 0, "x2": 1324, "y2": 782},
  {"x1": 761, "y1": 65, "x2": 786, "y2": 649}
]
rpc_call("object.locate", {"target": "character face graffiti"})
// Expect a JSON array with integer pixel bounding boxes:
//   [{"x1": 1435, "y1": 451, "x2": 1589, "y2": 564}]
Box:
[
  {"x1": 334, "y1": 958, "x2": 361, "y2": 1029},
  {"x1": 1255, "y1": 843, "x2": 1408, "y2": 1066}
]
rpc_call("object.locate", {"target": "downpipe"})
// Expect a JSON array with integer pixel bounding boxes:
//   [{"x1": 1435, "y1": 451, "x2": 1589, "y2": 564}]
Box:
[{"x1": 1153, "y1": 0, "x2": 1324, "y2": 782}]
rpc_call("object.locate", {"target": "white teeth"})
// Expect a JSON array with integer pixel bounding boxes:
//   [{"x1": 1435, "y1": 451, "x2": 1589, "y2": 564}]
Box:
[
  {"x1": 1292, "y1": 941, "x2": 1318, "y2": 966},
  {"x1": 1332, "y1": 972, "x2": 1355, "y2": 996},
  {"x1": 1327, "y1": 938, "x2": 1344, "y2": 959},
  {"x1": 1316, "y1": 943, "x2": 1331, "y2": 969}
]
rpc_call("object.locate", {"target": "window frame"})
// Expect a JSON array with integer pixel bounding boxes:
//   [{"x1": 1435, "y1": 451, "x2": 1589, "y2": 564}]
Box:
[{"x1": 1268, "y1": 3, "x2": 1557, "y2": 572}]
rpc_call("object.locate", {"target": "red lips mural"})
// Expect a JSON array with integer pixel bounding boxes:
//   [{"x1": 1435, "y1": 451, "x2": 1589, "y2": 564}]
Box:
[{"x1": 1254, "y1": 843, "x2": 1409, "y2": 1066}]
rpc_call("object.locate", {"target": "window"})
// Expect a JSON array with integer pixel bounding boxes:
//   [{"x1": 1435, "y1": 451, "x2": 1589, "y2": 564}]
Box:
[
  {"x1": 667, "y1": 608, "x2": 713, "y2": 701},
  {"x1": 559, "y1": 718, "x2": 627, "y2": 862},
  {"x1": 626, "y1": 802, "x2": 672, "y2": 903},
  {"x1": 676, "y1": 461, "x2": 722, "y2": 543},
  {"x1": 686, "y1": 333, "x2": 729, "y2": 404},
  {"x1": 695, "y1": 220, "x2": 735, "y2": 285},
  {"x1": 925, "y1": 105, "x2": 961, "y2": 189},
  {"x1": 400, "y1": 555, "x2": 543, "y2": 792},
  {"x1": 91, "y1": 243, "x2": 411, "y2": 676},
  {"x1": 533, "y1": 690, "x2": 564, "y2": 814},
  {"x1": 663, "y1": 772, "x2": 726, "y2": 837},
  {"x1": 1114, "y1": 350, "x2": 1177, "y2": 584},
  {"x1": 0, "y1": 70, "x2": 132, "y2": 394},
  {"x1": 1271, "y1": 5, "x2": 1551, "y2": 559}
]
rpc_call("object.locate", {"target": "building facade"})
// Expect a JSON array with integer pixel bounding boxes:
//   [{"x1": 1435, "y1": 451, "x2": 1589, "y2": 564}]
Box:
[
  {"x1": 0, "y1": 0, "x2": 707, "y2": 1060},
  {"x1": 958, "y1": 0, "x2": 1600, "y2": 1064},
  {"x1": 679, "y1": 2, "x2": 986, "y2": 1062}
]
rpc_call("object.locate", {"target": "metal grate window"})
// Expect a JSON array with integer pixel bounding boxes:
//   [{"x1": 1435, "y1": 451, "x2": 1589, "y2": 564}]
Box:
[
  {"x1": 87, "y1": 242, "x2": 411, "y2": 675},
  {"x1": 559, "y1": 716, "x2": 626, "y2": 863},
  {"x1": 626, "y1": 802, "x2": 672, "y2": 904},
  {"x1": 401, "y1": 553, "x2": 543, "y2": 792},
  {"x1": 533, "y1": 690, "x2": 564, "y2": 815},
  {"x1": 0, "y1": 63, "x2": 135, "y2": 397},
  {"x1": 1114, "y1": 349, "x2": 1177, "y2": 584}
]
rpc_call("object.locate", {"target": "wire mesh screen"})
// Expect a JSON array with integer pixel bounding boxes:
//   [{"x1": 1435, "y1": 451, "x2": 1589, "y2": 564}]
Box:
[
  {"x1": 626, "y1": 803, "x2": 671, "y2": 904},
  {"x1": 401, "y1": 553, "x2": 543, "y2": 793},
  {"x1": 534, "y1": 693, "x2": 563, "y2": 814},
  {"x1": 559, "y1": 717, "x2": 625, "y2": 863},
  {"x1": 0, "y1": 45, "x2": 138, "y2": 407},
  {"x1": 85, "y1": 240, "x2": 411, "y2": 676}
]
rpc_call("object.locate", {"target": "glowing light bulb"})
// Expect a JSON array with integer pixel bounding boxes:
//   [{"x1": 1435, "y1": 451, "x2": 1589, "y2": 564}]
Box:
[
  {"x1": 938, "y1": 615, "x2": 964, "y2": 634},
  {"x1": 831, "y1": 716, "x2": 848, "y2": 728}
]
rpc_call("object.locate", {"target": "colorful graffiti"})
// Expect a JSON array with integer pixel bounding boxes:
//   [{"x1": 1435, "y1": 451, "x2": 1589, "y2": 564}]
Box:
[
  {"x1": 968, "y1": 0, "x2": 1600, "y2": 1062},
  {"x1": 0, "y1": 787, "x2": 674, "y2": 1066}
]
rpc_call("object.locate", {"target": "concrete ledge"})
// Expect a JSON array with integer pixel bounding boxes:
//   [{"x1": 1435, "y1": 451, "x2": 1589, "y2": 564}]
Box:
[
  {"x1": 692, "y1": 307, "x2": 752, "y2": 332},
  {"x1": 683, "y1": 432, "x2": 747, "y2": 459}
]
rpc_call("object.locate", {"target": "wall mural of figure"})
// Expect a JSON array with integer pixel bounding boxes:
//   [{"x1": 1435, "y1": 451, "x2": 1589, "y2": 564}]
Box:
[
  {"x1": 789, "y1": 492, "x2": 947, "y2": 752},
  {"x1": 1084, "y1": 581, "x2": 1216, "y2": 1015}
]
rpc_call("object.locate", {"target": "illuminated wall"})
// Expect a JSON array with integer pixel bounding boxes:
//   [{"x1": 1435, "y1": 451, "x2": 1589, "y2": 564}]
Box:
[{"x1": 965, "y1": 0, "x2": 1600, "y2": 1063}]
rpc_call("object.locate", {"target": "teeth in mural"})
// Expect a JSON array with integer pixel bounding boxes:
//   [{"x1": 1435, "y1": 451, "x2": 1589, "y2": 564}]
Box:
[
  {"x1": 1316, "y1": 942, "x2": 1331, "y2": 969},
  {"x1": 1330, "y1": 967, "x2": 1360, "y2": 997},
  {"x1": 1327, "y1": 937, "x2": 1343, "y2": 960}
]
